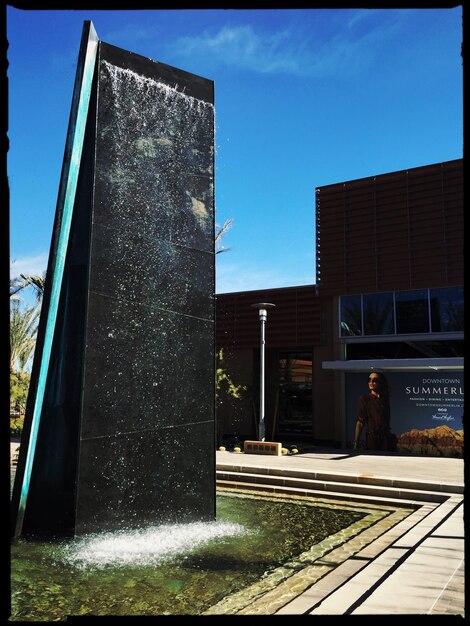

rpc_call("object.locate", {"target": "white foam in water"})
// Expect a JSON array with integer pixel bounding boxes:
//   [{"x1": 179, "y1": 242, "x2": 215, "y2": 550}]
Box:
[{"x1": 62, "y1": 521, "x2": 250, "y2": 569}]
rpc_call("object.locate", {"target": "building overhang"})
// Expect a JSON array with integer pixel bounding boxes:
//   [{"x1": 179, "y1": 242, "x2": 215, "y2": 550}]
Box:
[{"x1": 322, "y1": 358, "x2": 464, "y2": 372}]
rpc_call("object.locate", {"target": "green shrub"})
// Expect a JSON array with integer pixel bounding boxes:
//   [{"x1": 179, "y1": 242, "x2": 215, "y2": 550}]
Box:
[
  {"x1": 10, "y1": 371, "x2": 30, "y2": 416},
  {"x1": 10, "y1": 415, "x2": 24, "y2": 437}
]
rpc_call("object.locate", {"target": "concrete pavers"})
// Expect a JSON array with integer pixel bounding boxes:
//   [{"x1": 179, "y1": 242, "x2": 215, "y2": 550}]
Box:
[
  {"x1": 216, "y1": 448, "x2": 464, "y2": 616},
  {"x1": 350, "y1": 501, "x2": 464, "y2": 615}
]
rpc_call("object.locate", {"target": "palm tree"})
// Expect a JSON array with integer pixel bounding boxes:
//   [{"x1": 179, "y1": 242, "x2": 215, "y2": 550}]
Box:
[
  {"x1": 19, "y1": 272, "x2": 45, "y2": 303},
  {"x1": 9, "y1": 271, "x2": 45, "y2": 367},
  {"x1": 9, "y1": 275, "x2": 28, "y2": 300},
  {"x1": 9, "y1": 270, "x2": 45, "y2": 303},
  {"x1": 9, "y1": 301, "x2": 40, "y2": 374},
  {"x1": 9, "y1": 270, "x2": 45, "y2": 372}
]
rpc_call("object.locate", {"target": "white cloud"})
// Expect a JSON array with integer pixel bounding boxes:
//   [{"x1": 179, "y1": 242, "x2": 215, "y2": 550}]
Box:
[
  {"x1": 10, "y1": 253, "x2": 48, "y2": 279},
  {"x1": 170, "y1": 14, "x2": 407, "y2": 79},
  {"x1": 172, "y1": 25, "x2": 308, "y2": 76}
]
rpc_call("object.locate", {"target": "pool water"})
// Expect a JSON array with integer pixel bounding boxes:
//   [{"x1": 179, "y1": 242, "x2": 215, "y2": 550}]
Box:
[{"x1": 10, "y1": 490, "x2": 377, "y2": 619}]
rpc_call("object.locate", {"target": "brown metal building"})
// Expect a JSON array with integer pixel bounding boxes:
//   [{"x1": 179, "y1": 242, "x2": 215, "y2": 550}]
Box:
[{"x1": 215, "y1": 159, "x2": 464, "y2": 449}]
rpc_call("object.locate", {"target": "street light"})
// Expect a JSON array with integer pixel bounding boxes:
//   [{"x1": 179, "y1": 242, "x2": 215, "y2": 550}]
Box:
[{"x1": 251, "y1": 302, "x2": 276, "y2": 441}]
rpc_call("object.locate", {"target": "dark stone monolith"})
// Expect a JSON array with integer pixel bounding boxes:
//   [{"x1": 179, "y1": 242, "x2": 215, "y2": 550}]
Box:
[{"x1": 11, "y1": 21, "x2": 215, "y2": 537}]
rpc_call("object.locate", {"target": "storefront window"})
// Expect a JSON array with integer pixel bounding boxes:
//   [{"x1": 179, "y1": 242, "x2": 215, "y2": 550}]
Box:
[
  {"x1": 430, "y1": 287, "x2": 464, "y2": 332},
  {"x1": 363, "y1": 292, "x2": 394, "y2": 335},
  {"x1": 340, "y1": 287, "x2": 464, "y2": 337},
  {"x1": 395, "y1": 289, "x2": 429, "y2": 334},
  {"x1": 340, "y1": 295, "x2": 362, "y2": 336},
  {"x1": 278, "y1": 352, "x2": 312, "y2": 436}
]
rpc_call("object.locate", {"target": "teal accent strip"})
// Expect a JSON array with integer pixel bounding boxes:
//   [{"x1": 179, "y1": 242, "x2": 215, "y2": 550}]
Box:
[{"x1": 15, "y1": 24, "x2": 99, "y2": 536}]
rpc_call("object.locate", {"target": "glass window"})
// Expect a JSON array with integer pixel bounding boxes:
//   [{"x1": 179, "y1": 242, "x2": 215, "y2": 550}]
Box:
[
  {"x1": 339, "y1": 287, "x2": 464, "y2": 338},
  {"x1": 430, "y1": 286, "x2": 464, "y2": 332},
  {"x1": 340, "y1": 295, "x2": 362, "y2": 336},
  {"x1": 363, "y1": 292, "x2": 394, "y2": 335},
  {"x1": 278, "y1": 352, "x2": 312, "y2": 436},
  {"x1": 395, "y1": 289, "x2": 429, "y2": 334}
]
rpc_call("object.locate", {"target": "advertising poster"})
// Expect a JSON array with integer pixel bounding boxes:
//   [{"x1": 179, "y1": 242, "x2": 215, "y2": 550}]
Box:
[{"x1": 345, "y1": 371, "x2": 464, "y2": 457}]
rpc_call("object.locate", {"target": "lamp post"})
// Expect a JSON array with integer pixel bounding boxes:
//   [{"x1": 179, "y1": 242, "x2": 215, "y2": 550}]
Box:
[{"x1": 251, "y1": 302, "x2": 276, "y2": 441}]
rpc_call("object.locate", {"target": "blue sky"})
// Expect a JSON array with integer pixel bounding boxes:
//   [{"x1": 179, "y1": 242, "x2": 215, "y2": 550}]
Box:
[{"x1": 7, "y1": 7, "x2": 463, "y2": 295}]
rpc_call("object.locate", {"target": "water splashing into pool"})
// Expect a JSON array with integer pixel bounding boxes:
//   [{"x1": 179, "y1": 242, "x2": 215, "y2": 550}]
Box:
[
  {"x1": 10, "y1": 491, "x2": 370, "y2": 619},
  {"x1": 62, "y1": 521, "x2": 250, "y2": 569}
]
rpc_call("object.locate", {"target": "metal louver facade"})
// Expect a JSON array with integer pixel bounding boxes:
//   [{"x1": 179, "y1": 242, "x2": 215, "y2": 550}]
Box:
[
  {"x1": 315, "y1": 159, "x2": 463, "y2": 297},
  {"x1": 216, "y1": 285, "x2": 321, "y2": 349}
]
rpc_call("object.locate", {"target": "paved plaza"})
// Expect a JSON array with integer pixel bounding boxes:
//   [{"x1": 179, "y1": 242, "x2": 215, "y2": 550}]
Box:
[
  {"x1": 11, "y1": 442, "x2": 464, "y2": 616},
  {"x1": 216, "y1": 447, "x2": 464, "y2": 616}
]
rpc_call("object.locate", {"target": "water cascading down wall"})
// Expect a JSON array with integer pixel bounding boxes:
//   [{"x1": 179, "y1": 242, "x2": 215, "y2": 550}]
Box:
[{"x1": 11, "y1": 21, "x2": 216, "y2": 537}]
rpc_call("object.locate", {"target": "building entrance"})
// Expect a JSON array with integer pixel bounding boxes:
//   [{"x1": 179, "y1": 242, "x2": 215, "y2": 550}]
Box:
[{"x1": 276, "y1": 352, "x2": 312, "y2": 437}]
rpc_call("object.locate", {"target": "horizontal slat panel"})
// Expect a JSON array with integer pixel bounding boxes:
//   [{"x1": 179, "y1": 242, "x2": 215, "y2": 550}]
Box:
[
  {"x1": 316, "y1": 159, "x2": 463, "y2": 295},
  {"x1": 216, "y1": 285, "x2": 320, "y2": 348}
]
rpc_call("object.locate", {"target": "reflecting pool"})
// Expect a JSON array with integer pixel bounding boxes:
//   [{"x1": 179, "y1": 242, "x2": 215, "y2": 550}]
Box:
[{"x1": 10, "y1": 489, "x2": 410, "y2": 619}]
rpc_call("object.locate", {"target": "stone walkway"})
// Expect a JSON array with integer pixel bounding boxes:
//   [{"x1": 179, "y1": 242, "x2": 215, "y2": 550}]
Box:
[{"x1": 216, "y1": 448, "x2": 464, "y2": 616}]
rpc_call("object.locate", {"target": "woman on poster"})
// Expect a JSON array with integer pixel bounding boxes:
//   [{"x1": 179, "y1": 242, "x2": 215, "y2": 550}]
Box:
[{"x1": 354, "y1": 372, "x2": 397, "y2": 451}]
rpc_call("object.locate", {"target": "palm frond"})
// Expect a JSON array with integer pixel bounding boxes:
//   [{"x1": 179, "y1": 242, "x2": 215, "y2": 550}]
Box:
[
  {"x1": 10, "y1": 303, "x2": 40, "y2": 373},
  {"x1": 215, "y1": 218, "x2": 233, "y2": 254},
  {"x1": 20, "y1": 272, "x2": 46, "y2": 303}
]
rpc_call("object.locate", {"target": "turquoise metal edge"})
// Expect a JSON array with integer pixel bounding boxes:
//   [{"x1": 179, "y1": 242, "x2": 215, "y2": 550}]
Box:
[{"x1": 15, "y1": 22, "x2": 99, "y2": 536}]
